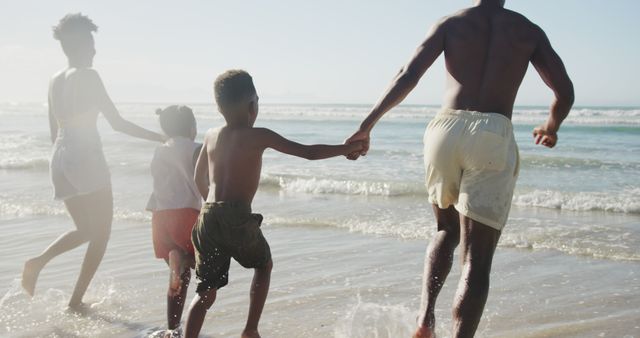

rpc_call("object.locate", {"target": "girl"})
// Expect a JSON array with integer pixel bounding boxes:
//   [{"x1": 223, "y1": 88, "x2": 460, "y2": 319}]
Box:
[{"x1": 147, "y1": 105, "x2": 202, "y2": 335}]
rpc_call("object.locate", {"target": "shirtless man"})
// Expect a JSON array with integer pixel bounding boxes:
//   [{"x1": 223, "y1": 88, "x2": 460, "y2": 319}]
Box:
[{"x1": 346, "y1": 1, "x2": 574, "y2": 337}]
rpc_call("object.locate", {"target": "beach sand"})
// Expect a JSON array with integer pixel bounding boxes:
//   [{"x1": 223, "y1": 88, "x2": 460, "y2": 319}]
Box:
[{"x1": 1, "y1": 214, "x2": 638, "y2": 338}]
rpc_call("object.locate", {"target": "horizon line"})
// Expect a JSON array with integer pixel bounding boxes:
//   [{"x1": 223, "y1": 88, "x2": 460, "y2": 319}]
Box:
[{"x1": 1, "y1": 101, "x2": 639, "y2": 110}]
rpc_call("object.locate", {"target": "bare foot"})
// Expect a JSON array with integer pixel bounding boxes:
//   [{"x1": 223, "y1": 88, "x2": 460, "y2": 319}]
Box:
[
  {"x1": 21, "y1": 258, "x2": 43, "y2": 297},
  {"x1": 241, "y1": 328, "x2": 261, "y2": 338},
  {"x1": 413, "y1": 326, "x2": 435, "y2": 338},
  {"x1": 164, "y1": 327, "x2": 183, "y2": 338},
  {"x1": 67, "y1": 301, "x2": 95, "y2": 314}
]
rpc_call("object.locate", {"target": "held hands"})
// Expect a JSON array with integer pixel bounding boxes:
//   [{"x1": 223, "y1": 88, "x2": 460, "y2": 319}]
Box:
[
  {"x1": 344, "y1": 140, "x2": 366, "y2": 157},
  {"x1": 532, "y1": 123, "x2": 558, "y2": 148},
  {"x1": 344, "y1": 129, "x2": 370, "y2": 160}
]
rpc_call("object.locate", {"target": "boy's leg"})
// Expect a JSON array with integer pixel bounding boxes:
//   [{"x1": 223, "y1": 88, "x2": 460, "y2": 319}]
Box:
[
  {"x1": 242, "y1": 259, "x2": 273, "y2": 338},
  {"x1": 414, "y1": 205, "x2": 460, "y2": 338},
  {"x1": 167, "y1": 250, "x2": 191, "y2": 330},
  {"x1": 450, "y1": 216, "x2": 500, "y2": 338},
  {"x1": 184, "y1": 288, "x2": 217, "y2": 338}
]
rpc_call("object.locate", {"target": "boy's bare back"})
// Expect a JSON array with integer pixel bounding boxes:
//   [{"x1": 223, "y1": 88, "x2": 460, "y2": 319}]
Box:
[{"x1": 201, "y1": 126, "x2": 265, "y2": 204}]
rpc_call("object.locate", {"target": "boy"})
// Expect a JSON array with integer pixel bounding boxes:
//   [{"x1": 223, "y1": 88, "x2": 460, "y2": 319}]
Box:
[{"x1": 184, "y1": 70, "x2": 364, "y2": 338}]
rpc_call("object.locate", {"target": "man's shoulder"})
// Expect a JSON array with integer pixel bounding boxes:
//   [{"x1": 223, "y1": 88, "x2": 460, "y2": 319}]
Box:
[
  {"x1": 435, "y1": 9, "x2": 467, "y2": 27},
  {"x1": 502, "y1": 8, "x2": 543, "y2": 32},
  {"x1": 447, "y1": 7, "x2": 473, "y2": 18},
  {"x1": 437, "y1": 7, "x2": 491, "y2": 30}
]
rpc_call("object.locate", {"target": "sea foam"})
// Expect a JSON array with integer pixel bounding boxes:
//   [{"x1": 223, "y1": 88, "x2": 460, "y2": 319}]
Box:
[{"x1": 513, "y1": 188, "x2": 640, "y2": 214}]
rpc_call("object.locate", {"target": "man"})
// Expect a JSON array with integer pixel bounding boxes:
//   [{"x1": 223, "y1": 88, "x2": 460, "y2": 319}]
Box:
[{"x1": 346, "y1": 1, "x2": 574, "y2": 337}]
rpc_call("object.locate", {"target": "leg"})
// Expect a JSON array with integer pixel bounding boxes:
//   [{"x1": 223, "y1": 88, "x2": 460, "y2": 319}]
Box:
[
  {"x1": 414, "y1": 205, "x2": 461, "y2": 338},
  {"x1": 22, "y1": 231, "x2": 89, "y2": 296},
  {"x1": 242, "y1": 259, "x2": 272, "y2": 338},
  {"x1": 167, "y1": 250, "x2": 191, "y2": 330},
  {"x1": 184, "y1": 288, "x2": 217, "y2": 338},
  {"x1": 68, "y1": 188, "x2": 113, "y2": 308},
  {"x1": 21, "y1": 190, "x2": 108, "y2": 297},
  {"x1": 168, "y1": 249, "x2": 186, "y2": 296},
  {"x1": 451, "y1": 216, "x2": 501, "y2": 338}
]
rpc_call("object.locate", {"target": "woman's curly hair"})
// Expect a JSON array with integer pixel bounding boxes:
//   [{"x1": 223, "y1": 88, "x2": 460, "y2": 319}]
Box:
[{"x1": 53, "y1": 13, "x2": 98, "y2": 41}]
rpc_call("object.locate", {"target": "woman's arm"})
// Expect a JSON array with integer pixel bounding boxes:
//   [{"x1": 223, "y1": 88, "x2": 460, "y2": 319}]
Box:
[
  {"x1": 47, "y1": 94, "x2": 58, "y2": 144},
  {"x1": 87, "y1": 70, "x2": 165, "y2": 142}
]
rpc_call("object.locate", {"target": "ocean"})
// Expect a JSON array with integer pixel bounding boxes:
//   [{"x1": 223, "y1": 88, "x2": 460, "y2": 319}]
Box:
[{"x1": 1, "y1": 102, "x2": 639, "y2": 337}]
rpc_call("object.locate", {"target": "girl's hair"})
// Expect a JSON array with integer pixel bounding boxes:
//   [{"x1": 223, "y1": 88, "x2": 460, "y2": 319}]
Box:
[
  {"x1": 53, "y1": 13, "x2": 98, "y2": 41},
  {"x1": 155, "y1": 105, "x2": 196, "y2": 138}
]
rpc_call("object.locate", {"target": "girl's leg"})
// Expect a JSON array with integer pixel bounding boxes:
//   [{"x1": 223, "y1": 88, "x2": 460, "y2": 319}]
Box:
[{"x1": 167, "y1": 249, "x2": 191, "y2": 330}]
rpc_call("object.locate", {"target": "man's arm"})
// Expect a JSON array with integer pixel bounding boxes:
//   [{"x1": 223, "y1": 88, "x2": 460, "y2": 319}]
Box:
[
  {"x1": 531, "y1": 28, "x2": 575, "y2": 148},
  {"x1": 259, "y1": 128, "x2": 363, "y2": 160},
  {"x1": 194, "y1": 137, "x2": 210, "y2": 200},
  {"x1": 346, "y1": 18, "x2": 447, "y2": 156},
  {"x1": 87, "y1": 70, "x2": 165, "y2": 142}
]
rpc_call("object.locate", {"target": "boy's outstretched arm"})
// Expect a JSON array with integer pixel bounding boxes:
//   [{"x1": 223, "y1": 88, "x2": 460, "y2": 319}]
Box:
[
  {"x1": 258, "y1": 128, "x2": 364, "y2": 160},
  {"x1": 194, "y1": 138, "x2": 210, "y2": 200}
]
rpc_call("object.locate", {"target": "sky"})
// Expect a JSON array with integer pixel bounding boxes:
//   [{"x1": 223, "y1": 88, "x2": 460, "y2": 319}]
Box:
[{"x1": 0, "y1": 1, "x2": 638, "y2": 106}]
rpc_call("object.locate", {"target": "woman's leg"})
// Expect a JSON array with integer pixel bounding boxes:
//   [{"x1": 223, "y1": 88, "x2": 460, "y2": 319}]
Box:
[
  {"x1": 21, "y1": 191, "x2": 105, "y2": 296},
  {"x1": 68, "y1": 188, "x2": 113, "y2": 308}
]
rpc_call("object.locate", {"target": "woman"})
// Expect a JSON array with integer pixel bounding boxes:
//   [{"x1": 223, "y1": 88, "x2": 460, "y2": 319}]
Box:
[{"x1": 21, "y1": 13, "x2": 165, "y2": 309}]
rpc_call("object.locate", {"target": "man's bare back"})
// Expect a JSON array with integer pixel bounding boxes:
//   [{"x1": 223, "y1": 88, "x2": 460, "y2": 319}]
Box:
[{"x1": 441, "y1": 6, "x2": 542, "y2": 116}]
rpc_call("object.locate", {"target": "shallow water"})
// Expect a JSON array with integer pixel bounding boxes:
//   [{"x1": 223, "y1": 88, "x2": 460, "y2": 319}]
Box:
[
  {"x1": 1, "y1": 103, "x2": 639, "y2": 337},
  {"x1": 1, "y1": 216, "x2": 639, "y2": 337}
]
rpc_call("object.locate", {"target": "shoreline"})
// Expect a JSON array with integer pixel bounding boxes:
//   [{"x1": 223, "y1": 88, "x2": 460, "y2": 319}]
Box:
[{"x1": 1, "y1": 215, "x2": 638, "y2": 337}]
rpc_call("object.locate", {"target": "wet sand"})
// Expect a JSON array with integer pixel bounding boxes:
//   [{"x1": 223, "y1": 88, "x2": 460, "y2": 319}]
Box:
[{"x1": 1, "y1": 215, "x2": 638, "y2": 337}]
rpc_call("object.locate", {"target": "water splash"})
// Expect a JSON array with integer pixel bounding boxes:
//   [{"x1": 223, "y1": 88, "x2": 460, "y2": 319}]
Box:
[{"x1": 334, "y1": 293, "x2": 416, "y2": 338}]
